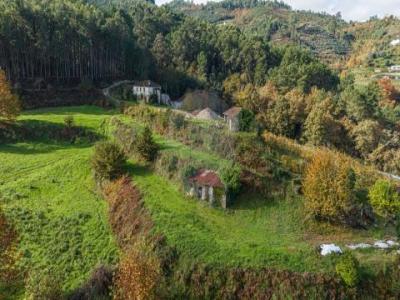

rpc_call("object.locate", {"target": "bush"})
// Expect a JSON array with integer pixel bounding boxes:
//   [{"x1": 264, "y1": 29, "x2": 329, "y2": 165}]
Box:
[
  {"x1": 91, "y1": 141, "x2": 126, "y2": 180},
  {"x1": 25, "y1": 269, "x2": 63, "y2": 300},
  {"x1": 303, "y1": 151, "x2": 367, "y2": 226},
  {"x1": 219, "y1": 163, "x2": 241, "y2": 196},
  {"x1": 369, "y1": 179, "x2": 400, "y2": 218},
  {"x1": 136, "y1": 126, "x2": 159, "y2": 162},
  {"x1": 170, "y1": 113, "x2": 186, "y2": 130},
  {"x1": 335, "y1": 252, "x2": 360, "y2": 287},
  {"x1": 64, "y1": 115, "x2": 75, "y2": 129},
  {"x1": 238, "y1": 109, "x2": 255, "y2": 132}
]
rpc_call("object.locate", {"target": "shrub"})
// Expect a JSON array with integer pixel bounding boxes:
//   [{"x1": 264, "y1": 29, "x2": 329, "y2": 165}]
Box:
[
  {"x1": 180, "y1": 164, "x2": 197, "y2": 183},
  {"x1": 219, "y1": 163, "x2": 242, "y2": 196},
  {"x1": 335, "y1": 252, "x2": 360, "y2": 287},
  {"x1": 113, "y1": 240, "x2": 161, "y2": 300},
  {"x1": 25, "y1": 269, "x2": 63, "y2": 300},
  {"x1": 91, "y1": 141, "x2": 126, "y2": 180},
  {"x1": 0, "y1": 70, "x2": 20, "y2": 121},
  {"x1": 64, "y1": 115, "x2": 75, "y2": 129},
  {"x1": 303, "y1": 151, "x2": 366, "y2": 226},
  {"x1": 238, "y1": 109, "x2": 255, "y2": 132},
  {"x1": 136, "y1": 126, "x2": 159, "y2": 162},
  {"x1": 369, "y1": 179, "x2": 400, "y2": 218},
  {"x1": 170, "y1": 113, "x2": 186, "y2": 130}
]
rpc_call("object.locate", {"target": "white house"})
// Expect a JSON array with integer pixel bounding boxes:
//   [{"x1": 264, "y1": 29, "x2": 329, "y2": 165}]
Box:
[
  {"x1": 389, "y1": 65, "x2": 400, "y2": 73},
  {"x1": 132, "y1": 80, "x2": 161, "y2": 103}
]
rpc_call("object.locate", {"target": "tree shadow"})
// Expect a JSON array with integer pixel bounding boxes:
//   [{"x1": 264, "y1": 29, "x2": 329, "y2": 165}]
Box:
[
  {"x1": 230, "y1": 191, "x2": 276, "y2": 211},
  {"x1": 0, "y1": 119, "x2": 99, "y2": 155},
  {"x1": 125, "y1": 162, "x2": 152, "y2": 177},
  {"x1": 23, "y1": 105, "x2": 116, "y2": 116},
  {"x1": 0, "y1": 142, "x2": 91, "y2": 155}
]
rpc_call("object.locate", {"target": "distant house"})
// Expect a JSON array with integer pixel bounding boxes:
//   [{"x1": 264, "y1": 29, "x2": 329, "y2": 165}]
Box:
[
  {"x1": 223, "y1": 107, "x2": 242, "y2": 132},
  {"x1": 188, "y1": 169, "x2": 228, "y2": 208},
  {"x1": 389, "y1": 65, "x2": 400, "y2": 73},
  {"x1": 132, "y1": 80, "x2": 161, "y2": 103},
  {"x1": 195, "y1": 108, "x2": 221, "y2": 121}
]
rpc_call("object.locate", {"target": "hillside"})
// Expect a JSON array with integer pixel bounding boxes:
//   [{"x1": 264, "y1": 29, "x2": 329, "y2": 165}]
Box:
[
  {"x1": 1, "y1": 0, "x2": 400, "y2": 298},
  {"x1": 345, "y1": 17, "x2": 400, "y2": 87},
  {"x1": 167, "y1": 0, "x2": 353, "y2": 65},
  {"x1": 0, "y1": 107, "x2": 118, "y2": 298}
]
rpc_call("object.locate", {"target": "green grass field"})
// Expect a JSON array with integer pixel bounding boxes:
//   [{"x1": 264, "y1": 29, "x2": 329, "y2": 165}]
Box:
[
  {"x1": 0, "y1": 106, "x2": 118, "y2": 298},
  {"x1": 1, "y1": 106, "x2": 398, "y2": 299}
]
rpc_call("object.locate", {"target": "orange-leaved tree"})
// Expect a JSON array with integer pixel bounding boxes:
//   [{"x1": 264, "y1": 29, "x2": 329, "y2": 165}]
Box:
[
  {"x1": 303, "y1": 150, "x2": 360, "y2": 225},
  {"x1": 0, "y1": 70, "x2": 20, "y2": 121},
  {"x1": 113, "y1": 239, "x2": 161, "y2": 300}
]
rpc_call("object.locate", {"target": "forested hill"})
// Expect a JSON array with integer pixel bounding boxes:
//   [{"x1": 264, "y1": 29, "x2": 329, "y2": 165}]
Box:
[
  {"x1": 166, "y1": 0, "x2": 353, "y2": 65},
  {"x1": 0, "y1": 0, "x2": 339, "y2": 99}
]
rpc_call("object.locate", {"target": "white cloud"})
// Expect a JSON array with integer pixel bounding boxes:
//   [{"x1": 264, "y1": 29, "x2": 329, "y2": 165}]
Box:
[
  {"x1": 156, "y1": 0, "x2": 400, "y2": 21},
  {"x1": 284, "y1": 0, "x2": 400, "y2": 21}
]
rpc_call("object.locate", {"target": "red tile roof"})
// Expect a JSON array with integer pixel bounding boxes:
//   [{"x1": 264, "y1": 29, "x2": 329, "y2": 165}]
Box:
[
  {"x1": 223, "y1": 107, "x2": 242, "y2": 118},
  {"x1": 189, "y1": 169, "x2": 224, "y2": 188}
]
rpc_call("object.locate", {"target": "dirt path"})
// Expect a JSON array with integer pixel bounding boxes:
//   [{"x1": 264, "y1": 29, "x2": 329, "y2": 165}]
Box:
[{"x1": 102, "y1": 80, "x2": 134, "y2": 106}]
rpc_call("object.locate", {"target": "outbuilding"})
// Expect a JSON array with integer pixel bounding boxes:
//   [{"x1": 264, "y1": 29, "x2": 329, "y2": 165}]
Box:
[
  {"x1": 223, "y1": 107, "x2": 242, "y2": 132},
  {"x1": 188, "y1": 169, "x2": 228, "y2": 208}
]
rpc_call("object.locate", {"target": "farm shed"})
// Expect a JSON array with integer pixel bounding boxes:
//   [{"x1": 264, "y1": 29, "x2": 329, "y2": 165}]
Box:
[
  {"x1": 188, "y1": 169, "x2": 228, "y2": 208},
  {"x1": 223, "y1": 107, "x2": 242, "y2": 132}
]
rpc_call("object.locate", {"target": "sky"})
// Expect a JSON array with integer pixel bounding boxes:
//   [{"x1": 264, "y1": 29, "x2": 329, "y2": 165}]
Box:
[{"x1": 156, "y1": 0, "x2": 400, "y2": 22}]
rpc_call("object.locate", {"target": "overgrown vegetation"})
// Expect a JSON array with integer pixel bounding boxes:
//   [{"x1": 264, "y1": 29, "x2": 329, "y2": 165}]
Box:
[
  {"x1": 0, "y1": 70, "x2": 20, "y2": 121},
  {"x1": 91, "y1": 141, "x2": 127, "y2": 181},
  {"x1": 335, "y1": 252, "x2": 360, "y2": 287}
]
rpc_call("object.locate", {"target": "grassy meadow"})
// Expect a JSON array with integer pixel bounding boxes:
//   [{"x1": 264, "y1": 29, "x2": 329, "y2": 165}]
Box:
[{"x1": 0, "y1": 106, "x2": 118, "y2": 298}]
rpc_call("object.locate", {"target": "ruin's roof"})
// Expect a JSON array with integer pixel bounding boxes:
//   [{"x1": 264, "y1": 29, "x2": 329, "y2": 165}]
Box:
[
  {"x1": 223, "y1": 107, "x2": 242, "y2": 118},
  {"x1": 195, "y1": 108, "x2": 221, "y2": 120},
  {"x1": 189, "y1": 169, "x2": 224, "y2": 188}
]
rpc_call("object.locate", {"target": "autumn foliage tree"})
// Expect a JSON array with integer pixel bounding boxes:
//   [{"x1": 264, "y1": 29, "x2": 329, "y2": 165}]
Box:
[
  {"x1": 303, "y1": 151, "x2": 366, "y2": 226},
  {"x1": 378, "y1": 77, "x2": 399, "y2": 106},
  {"x1": 0, "y1": 70, "x2": 20, "y2": 121},
  {"x1": 114, "y1": 240, "x2": 161, "y2": 300}
]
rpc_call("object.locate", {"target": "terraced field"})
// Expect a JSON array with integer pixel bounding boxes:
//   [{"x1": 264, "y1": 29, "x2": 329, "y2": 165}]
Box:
[{"x1": 0, "y1": 107, "x2": 118, "y2": 298}]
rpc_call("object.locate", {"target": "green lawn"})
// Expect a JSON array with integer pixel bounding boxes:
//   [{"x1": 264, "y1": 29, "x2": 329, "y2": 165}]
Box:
[{"x1": 0, "y1": 106, "x2": 118, "y2": 298}]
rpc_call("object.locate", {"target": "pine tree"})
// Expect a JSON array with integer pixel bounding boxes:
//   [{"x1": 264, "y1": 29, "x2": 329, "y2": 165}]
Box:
[{"x1": 136, "y1": 126, "x2": 159, "y2": 162}]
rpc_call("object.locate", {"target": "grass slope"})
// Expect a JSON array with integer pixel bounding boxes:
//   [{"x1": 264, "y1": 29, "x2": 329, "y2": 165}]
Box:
[
  {"x1": 0, "y1": 106, "x2": 118, "y2": 298},
  {"x1": 131, "y1": 163, "x2": 334, "y2": 272}
]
